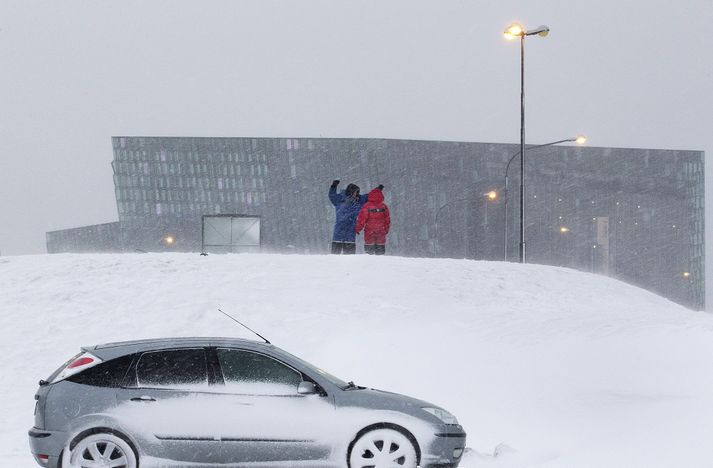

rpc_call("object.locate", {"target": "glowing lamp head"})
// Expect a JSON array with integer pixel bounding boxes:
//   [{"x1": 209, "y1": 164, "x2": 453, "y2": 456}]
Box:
[
  {"x1": 559, "y1": 227, "x2": 570, "y2": 233},
  {"x1": 164, "y1": 235, "x2": 175, "y2": 245},
  {"x1": 575, "y1": 135, "x2": 587, "y2": 145},
  {"x1": 683, "y1": 272, "x2": 691, "y2": 278},
  {"x1": 504, "y1": 23, "x2": 524, "y2": 40},
  {"x1": 486, "y1": 190, "x2": 498, "y2": 200}
]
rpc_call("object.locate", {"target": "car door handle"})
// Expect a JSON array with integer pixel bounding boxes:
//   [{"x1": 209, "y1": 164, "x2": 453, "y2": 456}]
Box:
[{"x1": 130, "y1": 396, "x2": 156, "y2": 402}]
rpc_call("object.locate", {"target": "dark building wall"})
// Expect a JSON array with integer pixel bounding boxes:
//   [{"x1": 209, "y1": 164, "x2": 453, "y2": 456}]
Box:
[
  {"x1": 48, "y1": 136, "x2": 704, "y2": 310},
  {"x1": 46, "y1": 222, "x2": 122, "y2": 253},
  {"x1": 110, "y1": 137, "x2": 269, "y2": 252},
  {"x1": 516, "y1": 146, "x2": 704, "y2": 308}
]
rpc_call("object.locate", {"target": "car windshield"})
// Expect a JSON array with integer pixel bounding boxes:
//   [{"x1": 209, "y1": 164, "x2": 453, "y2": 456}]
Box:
[{"x1": 278, "y1": 349, "x2": 350, "y2": 389}]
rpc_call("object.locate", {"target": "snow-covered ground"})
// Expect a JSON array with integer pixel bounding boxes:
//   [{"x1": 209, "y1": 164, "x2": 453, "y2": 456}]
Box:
[{"x1": 2, "y1": 253, "x2": 712, "y2": 467}]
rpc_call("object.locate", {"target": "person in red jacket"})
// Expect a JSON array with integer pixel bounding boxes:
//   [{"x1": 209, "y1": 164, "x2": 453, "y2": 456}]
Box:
[{"x1": 355, "y1": 185, "x2": 390, "y2": 255}]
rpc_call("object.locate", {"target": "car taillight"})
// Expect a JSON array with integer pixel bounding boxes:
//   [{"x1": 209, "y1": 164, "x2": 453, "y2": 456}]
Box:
[
  {"x1": 36, "y1": 454, "x2": 49, "y2": 465},
  {"x1": 51, "y1": 352, "x2": 102, "y2": 384},
  {"x1": 67, "y1": 356, "x2": 94, "y2": 369}
]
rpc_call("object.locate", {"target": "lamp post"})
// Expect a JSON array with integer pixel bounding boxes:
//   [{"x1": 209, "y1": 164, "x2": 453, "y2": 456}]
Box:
[
  {"x1": 434, "y1": 196, "x2": 471, "y2": 258},
  {"x1": 556, "y1": 225, "x2": 600, "y2": 271},
  {"x1": 483, "y1": 190, "x2": 498, "y2": 226},
  {"x1": 504, "y1": 23, "x2": 550, "y2": 263},
  {"x1": 434, "y1": 191, "x2": 499, "y2": 258},
  {"x1": 503, "y1": 136, "x2": 586, "y2": 260}
]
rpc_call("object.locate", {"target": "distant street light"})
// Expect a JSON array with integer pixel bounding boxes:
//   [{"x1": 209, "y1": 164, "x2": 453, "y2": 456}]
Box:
[
  {"x1": 433, "y1": 189, "x2": 500, "y2": 257},
  {"x1": 483, "y1": 190, "x2": 499, "y2": 226},
  {"x1": 434, "y1": 197, "x2": 469, "y2": 257},
  {"x1": 504, "y1": 22, "x2": 550, "y2": 263},
  {"x1": 503, "y1": 136, "x2": 586, "y2": 260},
  {"x1": 555, "y1": 226, "x2": 601, "y2": 271}
]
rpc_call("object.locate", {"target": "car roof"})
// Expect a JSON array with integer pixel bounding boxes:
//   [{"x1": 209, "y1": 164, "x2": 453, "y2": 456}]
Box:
[{"x1": 84, "y1": 337, "x2": 273, "y2": 360}]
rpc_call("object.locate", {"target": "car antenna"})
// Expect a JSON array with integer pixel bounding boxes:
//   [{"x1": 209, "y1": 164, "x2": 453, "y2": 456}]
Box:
[{"x1": 217, "y1": 308, "x2": 271, "y2": 344}]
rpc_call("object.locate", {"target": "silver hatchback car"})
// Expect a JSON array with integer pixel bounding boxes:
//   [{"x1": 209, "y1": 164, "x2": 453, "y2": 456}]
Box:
[{"x1": 29, "y1": 337, "x2": 466, "y2": 468}]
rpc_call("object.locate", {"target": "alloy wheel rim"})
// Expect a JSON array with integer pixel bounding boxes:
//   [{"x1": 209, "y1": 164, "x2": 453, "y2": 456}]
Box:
[
  {"x1": 351, "y1": 430, "x2": 416, "y2": 468},
  {"x1": 74, "y1": 439, "x2": 129, "y2": 468}
]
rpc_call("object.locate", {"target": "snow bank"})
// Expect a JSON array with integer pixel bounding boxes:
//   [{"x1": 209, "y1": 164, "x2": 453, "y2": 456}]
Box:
[{"x1": 1, "y1": 253, "x2": 712, "y2": 467}]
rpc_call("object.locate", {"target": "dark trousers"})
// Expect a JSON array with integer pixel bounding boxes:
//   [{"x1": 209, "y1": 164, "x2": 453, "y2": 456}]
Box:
[
  {"x1": 365, "y1": 244, "x2": 386, "y2": 255},
  {"x1": 331, "y1": 241, "x2": 356, "y2": 255}
]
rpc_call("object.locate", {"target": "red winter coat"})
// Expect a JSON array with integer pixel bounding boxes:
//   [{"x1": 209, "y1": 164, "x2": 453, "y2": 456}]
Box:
[{"x1": 355, "y1": 189, "x2": 390, "y2": 245}]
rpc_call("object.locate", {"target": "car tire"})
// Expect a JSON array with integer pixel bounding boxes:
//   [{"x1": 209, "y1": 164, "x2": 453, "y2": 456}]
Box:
[
  {"x1": 66, "y1": 432, "x2": 137, "y2": 468},
  {"x1": 348, "y1": 427, "x2": 417, "y2": 468}
]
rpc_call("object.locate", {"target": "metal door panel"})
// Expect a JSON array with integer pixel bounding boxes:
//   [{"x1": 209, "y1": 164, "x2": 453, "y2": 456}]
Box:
[{"x1": 203, "y1": 215, "x2": 261, "y2": 254}]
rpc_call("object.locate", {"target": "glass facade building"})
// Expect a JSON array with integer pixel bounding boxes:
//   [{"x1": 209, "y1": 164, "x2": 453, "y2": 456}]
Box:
[{"x1": 47, "y1": 136, "x2": 705, "y2": 310}]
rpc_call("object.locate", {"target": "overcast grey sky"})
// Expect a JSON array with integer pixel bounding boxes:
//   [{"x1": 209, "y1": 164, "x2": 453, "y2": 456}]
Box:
[{"x1": 1, "y1": 0, "x2": 711, "y2": 293}]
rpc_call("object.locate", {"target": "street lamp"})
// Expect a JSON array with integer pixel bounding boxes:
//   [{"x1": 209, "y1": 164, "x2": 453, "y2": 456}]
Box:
[
  {"x1": 504, "y1": 22, "x2": 550, "y2": 263},
  {"x1": 502, "y1": 136, "x2": 586, "y2": 260},
  {"x1": 483, "y1": 190, "x2": 499, "y2": 227},
  {"x1": 434, "y1": 197, "x2": 467, "y2": 257}
]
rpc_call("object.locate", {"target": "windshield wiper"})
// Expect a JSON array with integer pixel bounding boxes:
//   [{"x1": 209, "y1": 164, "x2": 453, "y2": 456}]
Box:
[{"x1": 343, "y1": 381, "x2": 359, "y2": 390}]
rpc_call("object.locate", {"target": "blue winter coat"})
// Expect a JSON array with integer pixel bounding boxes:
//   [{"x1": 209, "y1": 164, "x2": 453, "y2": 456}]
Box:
[{"x1": 329, "y1": 187, "x2": 368, "y2": 242}]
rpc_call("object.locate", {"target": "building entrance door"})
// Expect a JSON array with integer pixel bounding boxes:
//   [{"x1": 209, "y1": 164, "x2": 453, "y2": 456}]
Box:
[{"x1": 202, "y1": 215, "x2": 261, "y2": 254}]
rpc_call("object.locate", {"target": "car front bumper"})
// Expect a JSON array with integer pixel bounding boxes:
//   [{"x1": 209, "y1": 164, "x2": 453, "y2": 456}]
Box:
[
  {"x1": 28, "y1": 427, "x2": 67, "y2": 468},
  {"x1": 422, "y1": 425, "x2": 467, "y2": 468}
]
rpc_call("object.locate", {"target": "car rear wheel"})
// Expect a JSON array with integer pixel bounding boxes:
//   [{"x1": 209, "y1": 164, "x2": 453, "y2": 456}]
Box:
[
  {"x1": 348, "y1": 428, "x2": 417, "y2": 468},
  {"x1": 67, "y1": 433, "x2": 137, "y2": 468}
]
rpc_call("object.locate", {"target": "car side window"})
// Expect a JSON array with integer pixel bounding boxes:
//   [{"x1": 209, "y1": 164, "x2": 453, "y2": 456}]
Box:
[
  {"x1": 136, "y1": 348, "x2": 208, "y2": 390},
  {"x1": 216, "y1": 348, "x2": 303, "y2": 395}
]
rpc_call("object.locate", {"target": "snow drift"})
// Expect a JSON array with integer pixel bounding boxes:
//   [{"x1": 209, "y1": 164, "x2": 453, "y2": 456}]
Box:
[{"x1": 1, "y1": 253, "x2": 712, "y2": 467}]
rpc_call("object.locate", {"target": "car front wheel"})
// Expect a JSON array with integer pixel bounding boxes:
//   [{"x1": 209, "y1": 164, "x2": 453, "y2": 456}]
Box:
[
  {"x1": 348, "y1": 428, "x2": 417, "y2": 468},
  {"x1": 67, "y1": 432, "x2": 137, "y2": 468}
]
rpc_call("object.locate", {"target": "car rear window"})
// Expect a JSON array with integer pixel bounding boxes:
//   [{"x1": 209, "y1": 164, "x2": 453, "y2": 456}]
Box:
[
  {"x1": 136, "y1": 348, "x2": 208, "y2": 389},
  {"x1": 67, "y1": 355, "x2": 134, "y2": 387}
]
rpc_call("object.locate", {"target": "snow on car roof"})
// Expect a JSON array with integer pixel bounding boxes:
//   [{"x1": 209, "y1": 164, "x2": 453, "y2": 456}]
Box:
[
  {"x1": 86, "y1": 337, "x2": 270, "y2": 360},
  {"x1": 94, "y1": 336, "x2": 264, "y2": 349}
]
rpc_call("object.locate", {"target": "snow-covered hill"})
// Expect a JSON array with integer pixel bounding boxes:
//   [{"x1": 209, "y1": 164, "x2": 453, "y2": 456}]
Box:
[{"x1": 2, "y1": 253, "x2": 712, "y2": 467}]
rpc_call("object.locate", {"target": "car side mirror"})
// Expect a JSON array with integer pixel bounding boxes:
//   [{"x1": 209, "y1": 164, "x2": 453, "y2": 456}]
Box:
[{"x1": 297, "y1": 381, "x2": 318, "y2": 395}]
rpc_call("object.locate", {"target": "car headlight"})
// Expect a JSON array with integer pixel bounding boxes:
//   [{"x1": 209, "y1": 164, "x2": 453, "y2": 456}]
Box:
[{"x1": 422, "y1": 407, "x2": 459, "y2": 425}]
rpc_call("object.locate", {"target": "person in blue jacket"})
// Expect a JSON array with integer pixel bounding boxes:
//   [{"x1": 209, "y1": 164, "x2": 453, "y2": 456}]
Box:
[{"x1": 328, "y1": 180, "x2": 382, "y2": 254}]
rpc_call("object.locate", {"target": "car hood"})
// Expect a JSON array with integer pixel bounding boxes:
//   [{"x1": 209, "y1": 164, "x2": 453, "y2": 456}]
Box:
[{"x1": 336, "y1": 386, "x2": 444, "y2": 414}]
